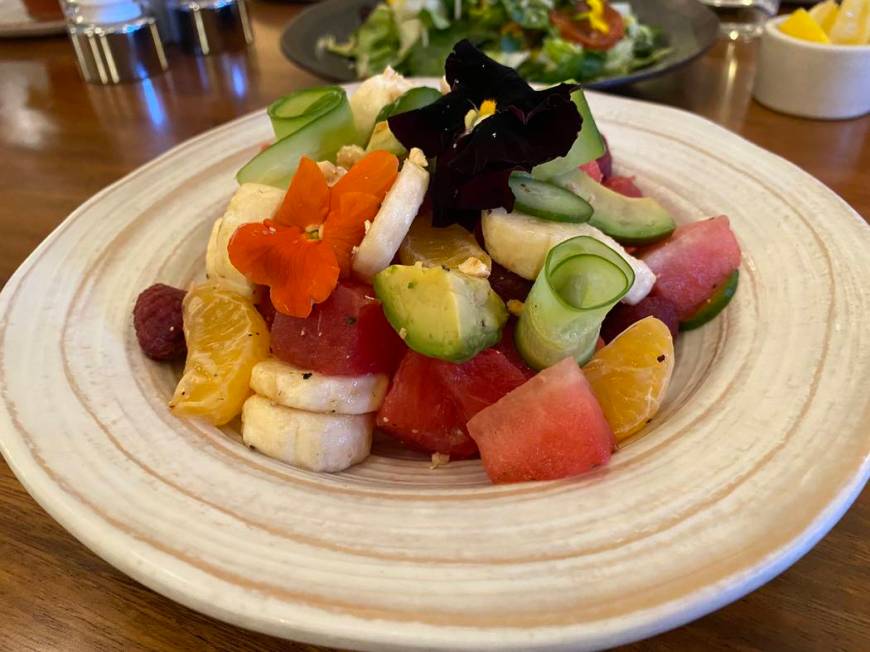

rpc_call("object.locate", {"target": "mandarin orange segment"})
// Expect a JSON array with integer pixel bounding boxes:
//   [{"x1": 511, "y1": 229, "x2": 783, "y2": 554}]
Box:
[
  {"x1": 272, "y1": 156, "x2": 330, "y2": 229},
  {"x1": 399, "y1": 216, "x2": 492, "y2": 272},
  {"x1": 583, "y1": 316, "x2": 675, "y2": 442},
  {"x1": 330, "y1": 150, "x2": 398, "y2": 211},
  {"x1": 170, "y1": 283, "x2": 270, "y2": 425}
]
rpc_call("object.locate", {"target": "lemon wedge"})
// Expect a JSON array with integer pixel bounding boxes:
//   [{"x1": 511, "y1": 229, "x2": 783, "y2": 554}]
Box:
[
  {"x1": 828, "y1": 0, "x2": 870, "y2": 44},
  {"x1": 780, "y1": 8, "x2": 831, "y2": 43},
  {"x1": 808, "y1": 0, "x2": 839, "y2": 34}
]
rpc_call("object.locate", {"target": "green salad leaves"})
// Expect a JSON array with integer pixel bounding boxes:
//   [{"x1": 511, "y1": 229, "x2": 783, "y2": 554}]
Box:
[{"x1": 323, "y1": 0, "x2": 670, "y2": 83}]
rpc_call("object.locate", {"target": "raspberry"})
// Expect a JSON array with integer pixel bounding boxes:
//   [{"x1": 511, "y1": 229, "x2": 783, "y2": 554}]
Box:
[{"x1": 133, "y1": 284, "x2": 187, "y2": 361}]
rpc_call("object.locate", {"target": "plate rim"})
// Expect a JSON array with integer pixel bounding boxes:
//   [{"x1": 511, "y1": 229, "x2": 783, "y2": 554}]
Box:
[{"x1": 0, "y1": 90, "x2": 868, "y2": 651}]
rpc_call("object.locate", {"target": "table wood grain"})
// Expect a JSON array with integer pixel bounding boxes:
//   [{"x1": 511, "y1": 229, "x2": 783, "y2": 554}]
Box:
[{"x1": 0, "y1": 2, "x2": 867, "y2": 650}]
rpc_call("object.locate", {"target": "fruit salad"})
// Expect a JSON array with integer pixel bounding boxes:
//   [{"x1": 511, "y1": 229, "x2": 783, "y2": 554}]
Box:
[{"x1": 134, "y1": 41, "x2": 741, "y2": 484}]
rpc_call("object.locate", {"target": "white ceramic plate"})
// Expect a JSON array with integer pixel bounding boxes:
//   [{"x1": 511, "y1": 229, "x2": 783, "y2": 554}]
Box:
[{"x1": 1, "y1": 87, "x2": 868, "y2": 652}]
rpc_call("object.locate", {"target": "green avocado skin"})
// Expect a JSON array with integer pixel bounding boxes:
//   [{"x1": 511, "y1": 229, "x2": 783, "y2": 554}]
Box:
[
  {"x1": 373, "y1": 264, "x2": 508, "y2": 363},
  {"x1": 680, "y1": 269, "x2": 739, "y2": 331}
]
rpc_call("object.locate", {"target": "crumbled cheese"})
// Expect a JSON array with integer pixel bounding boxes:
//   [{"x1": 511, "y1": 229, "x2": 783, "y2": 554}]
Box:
[
  {"x1": 507, "y1": 299, "x2": 524, "y2": 316},
  {"x1": 336, "y1": 144, "x2": 366, "y2": 169},
  {"x1": 398, "y1": 327, "x2": 408, "y2": 340},
  {"x1": 408, "y1": 147, "x2": 428, "y2": 168},
  {"x1": 430, "y1": 452, "x2": 450, "y2": 469},
  {"x1": 317, "y1": 160, "x2": 347, "y2": 186},
  {"x1": 458, "y1": 256, "x2": 490, "y2": 278}
]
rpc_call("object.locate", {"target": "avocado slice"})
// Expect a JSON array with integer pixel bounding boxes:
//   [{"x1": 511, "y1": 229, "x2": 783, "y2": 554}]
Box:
[
  {"x1": 555, "y1": 169, "x2": 676, "y2": 246},
  {"x1": 366, "y1": 121, "x2": 407, "y2": 156},
  {"x1": 373, "y1": 264, "x2": 508, "y2": 363}
]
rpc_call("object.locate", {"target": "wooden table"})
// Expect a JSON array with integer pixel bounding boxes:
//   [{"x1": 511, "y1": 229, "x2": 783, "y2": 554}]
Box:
[{"x1": 1, "y1": 2, "x2": 867, "y2": 650}]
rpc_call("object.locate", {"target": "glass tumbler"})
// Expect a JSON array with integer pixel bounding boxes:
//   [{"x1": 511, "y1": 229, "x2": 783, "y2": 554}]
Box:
[
  {"x1": 700, "y1": 0, "x2": 781, "y2": 39},
  {"x1": 63, "y1": 0, "x2": 168, "y2": 84}
]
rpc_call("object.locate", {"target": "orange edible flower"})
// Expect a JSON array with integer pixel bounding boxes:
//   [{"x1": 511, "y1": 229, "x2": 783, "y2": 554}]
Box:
[{"x1": 228, "y1": 151, "x2": 399, "y2": 318}]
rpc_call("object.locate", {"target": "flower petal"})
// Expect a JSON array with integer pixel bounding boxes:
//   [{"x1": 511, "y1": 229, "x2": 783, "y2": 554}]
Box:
[
  {"x1": 227, "y1": 220, "x2": 340, "y2": 318},
  {"x1": 330, "y1": 150, "x2": 398, "y2": 212},
  {"x1": 323, "y1": 191, "x2": 381, "y2": 275},
  {"x1": 272, "y1": 156, "x2": 330, "y2": 229},
  {"x1": 386, "y1": 40, "x2": 582, "y2": 228}
]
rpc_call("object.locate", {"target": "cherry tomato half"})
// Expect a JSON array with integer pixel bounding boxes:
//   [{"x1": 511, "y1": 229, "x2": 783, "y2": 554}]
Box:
[{"x1": 550, "y1": 2, "x2": 626, "y2": 51}]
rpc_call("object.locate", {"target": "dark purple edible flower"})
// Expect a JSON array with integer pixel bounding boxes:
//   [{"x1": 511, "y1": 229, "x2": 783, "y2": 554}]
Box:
[{"x1": 388, "y1": 40, "x2": 583, "y2": 228}]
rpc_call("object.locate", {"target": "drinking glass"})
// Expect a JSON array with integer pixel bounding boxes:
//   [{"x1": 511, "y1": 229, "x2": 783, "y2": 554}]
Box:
[{"x1": 700, "y1": 0, "x2": 781, "y2": 39}]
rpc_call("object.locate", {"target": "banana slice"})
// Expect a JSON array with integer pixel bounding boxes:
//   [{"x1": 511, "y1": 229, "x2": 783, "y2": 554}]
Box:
[
  {"x1": 352, "y1": 150, "x2": 430, "y2": 283},
  {"x1": 348, "y1": 66, "x2": 414, "y2": 137},
  {"x1": 205, "y1": 183, "x2": 284, "y2": 297},
  {"x1": 242, "y1": 396, "x2": 372, "y2": 472},
  {"x1": 482, "y1": 208, "x2": 655, "y2": 305},
  {"x1": 250, "y1": 359, "x2": 388, "y2": 415}
]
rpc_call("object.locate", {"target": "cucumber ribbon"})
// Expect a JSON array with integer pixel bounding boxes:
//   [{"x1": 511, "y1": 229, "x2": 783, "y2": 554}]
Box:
[
  {"x1": 237, "y1": 86, "x2": 362, "y2": 189},
  {"x1": 516, "y1": 236, "x2": 634, "y2": 369},
  {"x1": 531, "y1": 88, "x2": 605, "y2": 180}
]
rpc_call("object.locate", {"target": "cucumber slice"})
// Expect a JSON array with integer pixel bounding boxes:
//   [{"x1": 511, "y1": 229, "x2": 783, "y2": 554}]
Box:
[
  {"x1": 376, "y1": 87, "x2": 442, "y2": 125},
  {"x1": 237, "y1": 87, "x2": 361, "y2": 189},
  {"x1": 680, "y1": 269, "x2": 739, "y2": 331},
  {"x1": 267, "y1": 87, "x2": 346, "y2": 139},
  {"x1": 516, "y1": 236, "x2": 634, "y2": 370},
  {"x1": 531, "y1": 88, "x2": 606, "y2": 180},
  {"x1": 508, "y1": 173, "x2": 593, "y2": 223},
  {"x1": 555, "y1": 169, "x2": 676, "y2": 245}
]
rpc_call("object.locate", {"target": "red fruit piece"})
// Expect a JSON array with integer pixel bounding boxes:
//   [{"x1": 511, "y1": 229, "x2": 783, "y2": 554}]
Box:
[
  {"x1": 493, "y1": 320, "x2": 536, "y2": 378},
  {"x1": 604, "y1": 176, "x2": 643, "y2": 198},
  {"x1": 640, "y1": 216, "x2": 742, "y2": 320},
  {"x1": 601, "y1": 295, "x2": 680, "y2": 343},
  {"x1": 271, "y1": 281, "x2": 404, "y2": 376},
  {"x1": 432, "y1": 349, "x2": 528, "y2": 421},
  {"x1": 252, "y1": 285, "x2": 277, "y2": 328},
  {"x1": 596, "y1": 136, "x2": 613, "y2": 179},
  {"x1": 468, "y1": 357, "x2": 614, "y2": 484},
  {"x1": 376, "y1": 347, "x2": 529, "y2": 459},
  {"x1": 377, "y1": 351, "x2": 477, "y2": 459},
  {"x1": 133, "y1": 283, "x2": 187, "y2": 362},
  {"x1": 579, "y1": 160, "x2": 604, "y2": 183},
  {"x1": 488, "y1": 262, "x2": 533, "y2": 303}
]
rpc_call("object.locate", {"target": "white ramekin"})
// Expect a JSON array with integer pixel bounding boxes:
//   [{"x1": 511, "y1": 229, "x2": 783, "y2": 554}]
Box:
[{"x1": 753, "y1": 16, "x2": 870, "y2": 120}]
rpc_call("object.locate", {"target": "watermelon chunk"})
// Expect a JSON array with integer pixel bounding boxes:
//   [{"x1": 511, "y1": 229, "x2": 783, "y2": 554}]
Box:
[
  {"x1": 603, "y1": 176, "x2": 643, "y2": 198},
  {"x1": 467, "y1": 357, "x2": 614, "y2": 484},
  {"x1": 377, "y1": 351, "x2": 477, "y2": 459},
  {"x1": 271, "y1": 282, "x2": 405, "y2": 376},
  {"x1": 640, "y1": 216, "x2": 741, "y2": 320},
  {"x1": 579, "y1": 160, "x2": 604, "y2": 183},
  {"x1": 433, "y1": 349, "x2": 528, "y2": 421},
  {"x1": 377, "y1": 348, "x2": 530, "y2": 459}
]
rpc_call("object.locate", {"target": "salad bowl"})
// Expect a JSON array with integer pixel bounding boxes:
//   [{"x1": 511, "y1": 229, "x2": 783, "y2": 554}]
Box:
[
  {"x1": 0, "y1": 82, "x2": 867, "y2": 651},
  {"x1": 281, "y1": 0, "x2": 720, "y2": 88}
]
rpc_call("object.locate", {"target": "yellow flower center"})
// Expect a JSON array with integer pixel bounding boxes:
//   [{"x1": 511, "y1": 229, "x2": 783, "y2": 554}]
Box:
[{"x1": 479, "y1": 99, "x2": 497, "y2": 117}]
